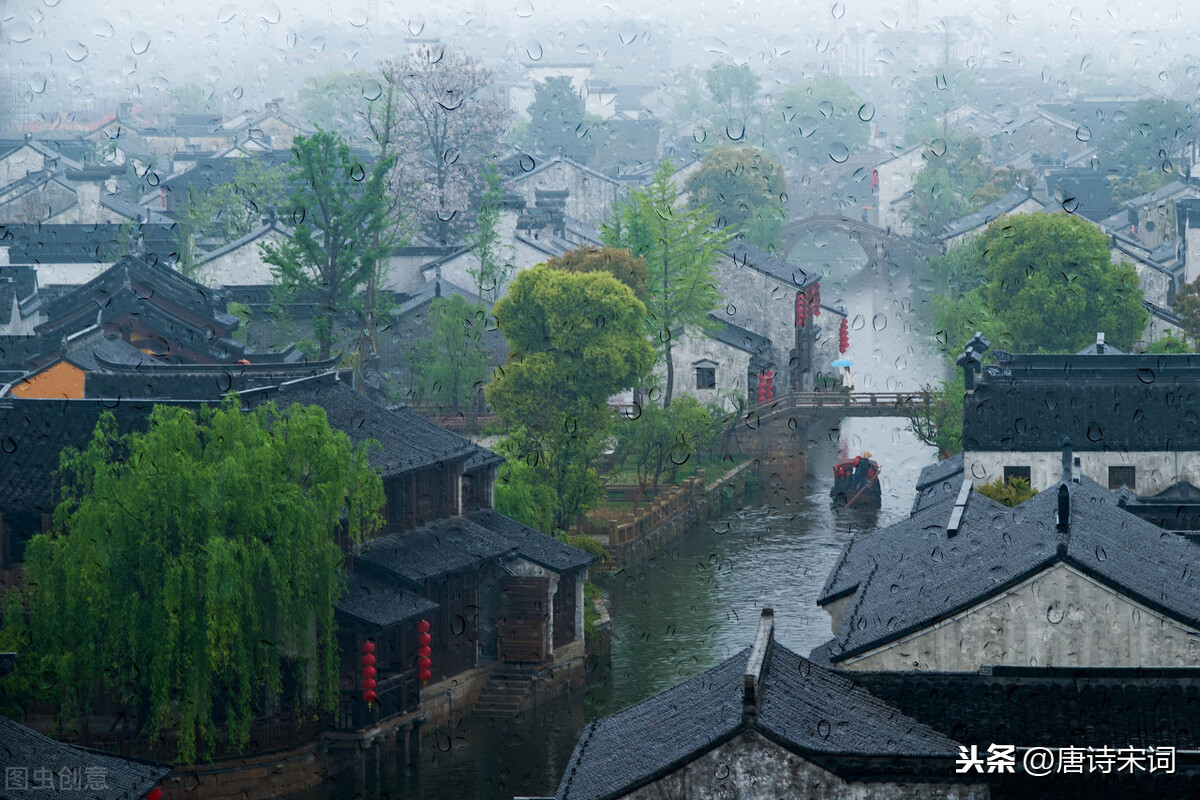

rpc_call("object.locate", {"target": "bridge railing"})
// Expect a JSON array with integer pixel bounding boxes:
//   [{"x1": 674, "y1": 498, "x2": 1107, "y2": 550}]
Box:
[{"x1": 750, "y1": 391, "x2": 931, "y2": 415}]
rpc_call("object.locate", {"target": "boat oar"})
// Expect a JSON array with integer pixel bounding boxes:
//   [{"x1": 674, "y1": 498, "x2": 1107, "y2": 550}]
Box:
[{"x1": 844, "y1": 475, "x2": 877, "y2": 508}]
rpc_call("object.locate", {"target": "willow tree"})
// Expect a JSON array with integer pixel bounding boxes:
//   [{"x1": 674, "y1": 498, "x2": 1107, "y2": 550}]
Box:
[{"x1": 16, "y1": 401, "x2": 383, "y2": 763}]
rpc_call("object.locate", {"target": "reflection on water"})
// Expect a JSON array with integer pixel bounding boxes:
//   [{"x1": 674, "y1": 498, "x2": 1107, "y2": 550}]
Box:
[{"x1": 355, "y1": 418, "x2": 937, "y2": 800}]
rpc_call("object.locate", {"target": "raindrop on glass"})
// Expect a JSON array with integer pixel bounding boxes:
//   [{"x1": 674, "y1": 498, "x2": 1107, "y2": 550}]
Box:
[
  {"x1": 258, "y1": 2, "x2": 282, "y2": 24},
  {"x1": 1075, "y1": 125, "x2": 1091, "y2": 142},
  {"x1": 7, "y1": 23, "x2": 34, "y2": 43},
  {"x1": 92, "y1": 19, "x2": 115, "y2": 39},
  {"x1": 850, "y1": 314, "x2": 866, "y2": 331},
  {"x1": 525, "y1": 40, "x2": 543, "y2": 61},
  {"x1": 515, "y1": 0, "x2": 534, "y2": 19},
  {"x1": 726, "y1": 122, "x2": 746, "y2": 141},
  {"x1": 828, "y1": 141, "x2": 849, "y2": 163},
  {"x1": 130, "y1": 32, "x2": 151, "y2": 55},
  {"x1": 347, "y1": 7, "x2": 368, "y2": 27},
  {"x1": 407, "y1": 16, "x2": 425, "y2": 36},
  {"x1": 64, "y1": 41, "x2": 89, "y2": 62},
  {"x1": 858, "y1": 103, "x2": 875, "y2": 122},
  {"x1": 518, "y1": 154, "x2": 536, "y2": 173},
  {"x1": 872, "y1": 313, "x2": 887, "y2": 332},
  {"x1": 830, "y1": 1, "x2": 845, "y2": 19},
  {"x1": 362, "y1": 81, "x2": 382, "y2": 102},
  {"x1": 217, "y1": 4, "x2": 238, "y2": 23},
  {"x1": 27, "y1": 74, "x2": 46, "y2": 95}
]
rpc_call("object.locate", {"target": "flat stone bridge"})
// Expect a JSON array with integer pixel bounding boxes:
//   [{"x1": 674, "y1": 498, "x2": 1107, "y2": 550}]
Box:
[{"x1": 731, "y1": 391, "x2": 932, "y2": 485}]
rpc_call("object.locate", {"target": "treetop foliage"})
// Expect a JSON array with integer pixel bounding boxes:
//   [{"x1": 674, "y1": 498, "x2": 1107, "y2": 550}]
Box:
[{"x1": 11, "y1": 401, "x2": 383, "y2": 764}]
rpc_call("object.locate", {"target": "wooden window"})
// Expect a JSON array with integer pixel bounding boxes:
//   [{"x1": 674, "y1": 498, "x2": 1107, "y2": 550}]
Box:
[
  {"x1": 695, "y1": 366, "x2": 716, "y2": 390},
  {"x1": 1109, "y1": 465, "x2": 1136, "y2": 491},
  {"x1": 1003, "y1": 466, "x2": 1031, "y2": 483}
]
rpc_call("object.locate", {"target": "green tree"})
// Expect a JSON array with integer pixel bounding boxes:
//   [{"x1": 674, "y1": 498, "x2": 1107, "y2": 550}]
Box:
[
  {"x1": 684, "y1": 145, "x2": 786, "y2": 248},
  {"x1": 176, "y1": 158, "x2": 291, "y2": 272},
  {"x1": 488, "y1": 266, "x2": 653, "y2": 530},
  {"x1": 297, "y1": 70, "x2": 378, "y2": 140},
  {"x1": 907, "y1": 375, "x2": 964, "y2": 456},
  {"x1": 976, "y1": 476, "x2": 1038, "y2": 507},
  {"x1": 1173, "y1": 276, "x2": 1200, "y2": 342},
  {"x1": 170, "y1": 83, "x2": 217, "y2": 115},
  {"x1": 9, "y1": 401, "x2": 383, "y2": 763},
  {"x1": 1100, "y1": 97, "x2": 1196, "y2": 179},
  {"x1": 934, "y1": 212, "x2": 1148, "y2": 353},
  {"x1": 603, "y1": 160, "x2": 731, "y2": 405},
  {"x1": 908, "y1": 137, "x2": 1032, "y2": 239},
  {"x1": 468, "y1": 162, "x2": 515, "y2": 303},
  {"x1": 767, "y1": 75, "x2": 869, "y2": 167},
  {"x1": 544, "y1": 245, "x2": 649, "y2": 301},
  {"x1": 261, "y1": 130, "x2": 394, "y2": 360},
  {"x1": 527, "y1": 76, "x2": 587, "y2": 159},
  {"x1": 1144, "y1": 333, "x2": 1193, "y2": 353},
  {"x1": 615, "y1": 394, "x2": 720, "y2": 495},
  {"x1": 706, "y1": 63, "x2": 761, "y2": 127},
  {"x1": 901, "y1": 66, "x2": 980, "y2": 144},
  {"x1": 409, "y1": 294, "x2": 491, "y2": 411}
]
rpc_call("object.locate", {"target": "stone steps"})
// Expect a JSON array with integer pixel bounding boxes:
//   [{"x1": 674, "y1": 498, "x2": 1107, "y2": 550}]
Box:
[{"x1": 472, "y1": 669, "x2": 539, "y2": 717}]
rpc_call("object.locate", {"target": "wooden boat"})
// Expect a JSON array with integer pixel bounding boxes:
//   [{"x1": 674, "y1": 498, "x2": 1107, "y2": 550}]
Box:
[{"x1": 830, "y1": 454, "x2": 881, "y2": 508}]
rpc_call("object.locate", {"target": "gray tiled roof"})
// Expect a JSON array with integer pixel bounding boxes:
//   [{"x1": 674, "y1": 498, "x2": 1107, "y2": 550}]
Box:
[
  {"x1": 935, "y1": 189, "x2": 1041, "y2": 241},
  {"x1": 0, "y1": 716, "x2": 168, "y2": 799},
  {"x1": 914, "y1": 454, "x2": 964, "y2": 492},
  {"x1": 244, "y1": 378, "x2": 477, "y2": 478},
  {"x1": 469, "y1": 510, "x2": 594, "y2": 573},
  {"x1": 358, "y1": 517, "x2": 517, "y2": 584},
  {"x1": 815, "y1": 474, "x2": 1200, "y2": 663},
  {"x1": 723, "y1": 237, "x2": 819, "y2": 289},
  {"x1": 336, "y1": 569, "x2": 439, "y2": 628},
  {"x1": 556, "y1": 640, "x2": 958, "y2": 800}
]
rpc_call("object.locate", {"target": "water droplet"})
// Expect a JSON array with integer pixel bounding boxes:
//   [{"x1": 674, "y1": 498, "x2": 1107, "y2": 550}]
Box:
[
  {"x1": 230, "y1": 85, "x2": 243, "y2": 100},
  {"x1": 872, "y1": 313, "x2": 887, "y2": 331},
  {"x1": 515, "y1": 0, "x2": 534, "y2": 18},
  {"x1": 407, "y1": 15, "x2": 425, "y2": 36},
  {"x1": 442, "y1": 147, "x2": 461, "y2": 165},
  {"x1": 27, "y1": 74, "x2": 46, "y2": 95},
  {"x1": 144, "y1": 170, "x2": 160, "y2": 187},
  {"x1": 130, "y1": 32, "x2": 151, "y2": 55},
  {"x1": 1079, "y1": 54, "x2": 1091, "y2": 73},
  {"x1": 525, "y1": 39, "x2": 543, "y2": 61},
  {"x1": 858, "y1": 103, "x2": 875, "y2": 122},
  {"x1": 725, "y1": 303, "x2": 736, "y2": 316},
  {"x1": 258, "y1": 2, "x2": 281, "y2": 24},
  {"x1": 350, "y1": 164, "x2": 365, "y2": 182},
  {"x1": 92, "y1": 18, "x2": 114, "y2": 39},
  {"x1": 1061, "y1": 196, "x2": 1079, "y2": 213},
  {"x1": 120, "y1": 56, "x2": 136, "y2": 76},
  {"x1": 817, "y1": 719, "x2": 831, "y2": 737},
  {"x1": 617, "y1": 21, "x2": 638, "y2": 45},
  {"x1": 850, "y1": 314, "x2": 866, "y2": 331},
  {"x1": 347, "y1": 7, "x2": 368, "y2": 27},
  {"x1": 693, "y1": 128, "x2": 706, "y2": 144},
  {"x1": 64, "y1": 41, "x2": 89, "y2": 62},
  {"x1": 928, "y1": 139, "x2": 947, "y2": 158},
  {"x1": 42, "y1": 0, "x2": 61, "y2": 7},
  {"x1": 878, "y1": 9, "x2": 899, "y2": 29},
  {"x1": 362, "y1": 81, "x2": 382, "y2": 102},
  {"x1": 934, "y1": 73, "x2": 948, "y2": 90},
  {"x1": 217, "y1": 4, "x2": 238, "y2": 23},
  {"x1": 518, "y1": 154, "x2": 536, "y2": 173},
  {"x1": 831, "y1": 1, "x2": 845, "y2": 19},
  {"x1": 7, "y1": 22, "x2": 34, "y2": 43},
  {"x1": 2, "y1": 438, "x2": 16, "y2": 454},
  {"x1": 1069, "y1": 6, "x2": 1083, "y2": 21},
  {"x1": 828, "y1": 142, "x2": 849, "y2": 163},
  {"x1": 726, "y1": 122, "x2": 746, "y2": 141},
  {"x1": 437, "y1": 208, "x2": 458, "y2": 223}
]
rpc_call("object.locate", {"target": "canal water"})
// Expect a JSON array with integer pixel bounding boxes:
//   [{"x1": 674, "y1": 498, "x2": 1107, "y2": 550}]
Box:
[{"x1": 351, "y1": 231, "x2": 948, "y2": 799}]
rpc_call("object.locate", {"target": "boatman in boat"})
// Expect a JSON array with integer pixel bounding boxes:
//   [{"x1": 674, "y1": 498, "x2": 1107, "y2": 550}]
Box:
[{"x1": 851, "y1": 452, "x2": 873, "y2": 491}]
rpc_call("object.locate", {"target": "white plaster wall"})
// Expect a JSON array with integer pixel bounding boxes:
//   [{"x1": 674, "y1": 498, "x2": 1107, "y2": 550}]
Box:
[
  {"x1": 843, "y1": 564, "x2": 1200, "y2": 672},
  {"x1": 1185, "y1": 222, "x2": 1200, "y2": 285},
  {"x1": 1125, "y1": 258, "x2": 1172, "y2": 308},
  {"x1": 510, "y1": 160, "x2": 618, "y2": 228},
  {"x1": 963, "y1": 449, "x2": 1200, "y2": 495},
  {"x1": 665, "y1": 328, "x2": 752, "y2": 411},
  {"x1": 0, "y1": 147, "x2": 45, "y2": 187},
  {"x1": 875, "y1": 148, "x2": 925, "y2": 235},
  {"x1": 194, "y1": 235, "x2": 282, "y2": 287},
  {"x1": 714, "y1": 264, "x2": 799, "y2": 386}
]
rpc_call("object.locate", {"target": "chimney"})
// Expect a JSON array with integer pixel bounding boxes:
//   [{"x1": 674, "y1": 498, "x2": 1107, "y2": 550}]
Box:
[
  {"x1": 742, "y1": 608, "x2": 774, "y2": 725},
  {"x1": 1056, "y1": 484, "x2": 1070, "y2": 554},
  {"x1": 1096, "y1": 332, "x2": 1105, "y2": 354},
  {"x1": 1072, "y1": 456, "x2": 1081, "y2": 484}
]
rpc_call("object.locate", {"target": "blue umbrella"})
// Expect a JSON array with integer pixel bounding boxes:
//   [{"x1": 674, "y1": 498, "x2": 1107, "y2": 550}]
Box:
[{"x1": 831, "y1": 358, "x2": 854, "y2": 368}]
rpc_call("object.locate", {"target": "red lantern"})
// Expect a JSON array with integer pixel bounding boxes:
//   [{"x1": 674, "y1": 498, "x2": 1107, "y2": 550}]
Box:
[
  {"x1": 795, "y1": 290, "x2": 808, "y2": 326},
  {"x1": 362, "y1": 640, "x2": 375, "y2": 654},
  {"x1": 361, "y1": 653, "x2": 375, "y2": 667},
  {"x1": 364, "y1": 690, "x2": 377, "y2": 705},
  {"x1": 765, "y1": 370, "x2": 774, "y2": 401},
  {"x1": 418, "y1": 631, "x2": 431, "y2": 646},
  {"x1": 419, "y1": 669, "x2": 432, "y2": 682},
  {"x1": 146, "y1": 790, "x2": 163, "y2": 800},
  {"x1": 839, "y1": 317, "x2": 849, "y2": 354},
  {"x1": 417, "y1": 619, "x2": 430, "y2": 634},
  {"x1": 362, "y1": 678, "x2": 376, "y2": 691},
  {"x1": 362, "y1": 665, "x2": 376, "y2": 680},
  {"x1": 418, "y1": 656, "x2": 432, "y2": 670},
  {"x1": 757, "y1": 372, "x2": 766, "y2": 404}
]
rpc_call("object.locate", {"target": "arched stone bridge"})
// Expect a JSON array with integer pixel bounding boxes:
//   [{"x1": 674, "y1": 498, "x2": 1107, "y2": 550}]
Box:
[{"x1": 781, "y1": 215, "x2": 941, "y2": 269}]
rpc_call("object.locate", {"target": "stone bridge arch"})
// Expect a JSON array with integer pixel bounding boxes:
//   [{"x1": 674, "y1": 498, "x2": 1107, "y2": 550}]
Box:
[{"x1": 781, "y1": 215, "x2": 939, "y2": 271}]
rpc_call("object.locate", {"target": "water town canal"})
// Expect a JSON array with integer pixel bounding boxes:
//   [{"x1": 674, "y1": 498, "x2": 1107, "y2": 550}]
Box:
[{"x1": 358, "y1": 231, "x2": 949, "y2": 799}]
